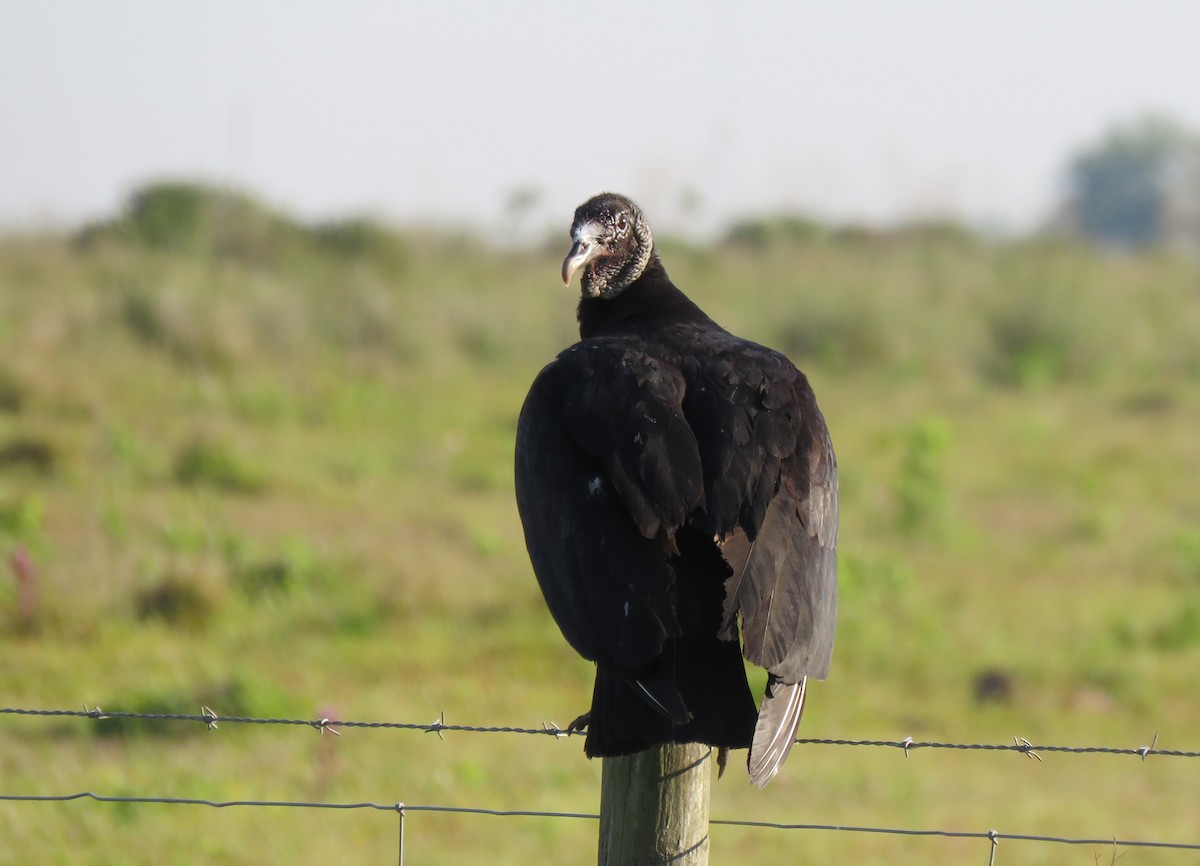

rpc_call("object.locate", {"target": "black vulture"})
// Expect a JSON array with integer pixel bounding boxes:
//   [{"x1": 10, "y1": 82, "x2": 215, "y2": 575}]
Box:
[{"x1": 514, "y1": 193, "x2": 837, "y2": 787}]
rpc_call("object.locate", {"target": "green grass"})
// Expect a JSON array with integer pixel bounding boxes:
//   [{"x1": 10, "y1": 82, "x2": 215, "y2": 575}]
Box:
[{"x1": 2, "y1": 190, "x2": 1200, "y2": 864}]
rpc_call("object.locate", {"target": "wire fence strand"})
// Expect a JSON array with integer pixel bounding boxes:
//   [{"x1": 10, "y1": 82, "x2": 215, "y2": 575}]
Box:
[
  {"x1": 4, "y1": 706, "x2": 1200, "y2": 859},
  {"x1": 0, "y1": 706, "x2": 578, "y2": 738},
  {"x1": 3, "y1": 706, "x2": 1195, "y2": 760},
  {"x1": 2, "y1": 791, "x2": 1199, "y2": 853}
]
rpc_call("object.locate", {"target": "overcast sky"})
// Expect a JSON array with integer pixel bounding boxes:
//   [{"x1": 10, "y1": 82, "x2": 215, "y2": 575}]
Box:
[{"x1": 3, "y1": 0, "x2": 1199, "y2": 235}]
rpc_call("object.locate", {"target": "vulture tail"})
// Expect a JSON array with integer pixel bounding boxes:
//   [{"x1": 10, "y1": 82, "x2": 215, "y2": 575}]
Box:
[
  {"x1": 583, "y1": 635, "x2": 757, "y2": 758},
  {"x1": 747, "y1": 675, "x2": 807, "y2": 788}
]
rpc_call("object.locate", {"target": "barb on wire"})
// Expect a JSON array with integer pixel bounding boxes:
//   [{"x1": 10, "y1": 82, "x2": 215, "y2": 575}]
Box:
[
  {"x1": 1014, "y1": 737, "x2": 1042, "y2": 762},
  {"x1": 314, "y1": 718, "x2": 341, "y2": 737},
  {"x1": 201, "y1": 707, "x2": 219, "y2": 731},
  {"x1": 425, "y1": 711, "x2": 447, "y2": 740}
]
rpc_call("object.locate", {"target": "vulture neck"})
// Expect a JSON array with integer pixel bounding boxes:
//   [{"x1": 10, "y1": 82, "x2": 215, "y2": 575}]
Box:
[{"x1": 577, "y1": 255, "x2": 715, "y2": 340}]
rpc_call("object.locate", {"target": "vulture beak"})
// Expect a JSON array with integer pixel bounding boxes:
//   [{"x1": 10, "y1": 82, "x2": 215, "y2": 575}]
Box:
[{"x1": 561, "y1": 222, "x2": 605, "y2": 286}]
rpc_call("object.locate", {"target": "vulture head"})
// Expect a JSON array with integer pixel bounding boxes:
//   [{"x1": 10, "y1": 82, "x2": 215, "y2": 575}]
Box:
[{"x1": 561, "y1": 192, "x2": 655, "y2": 299}]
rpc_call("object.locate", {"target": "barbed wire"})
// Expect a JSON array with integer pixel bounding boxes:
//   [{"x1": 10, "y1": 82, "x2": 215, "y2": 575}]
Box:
[
  {"x1": 2, "y1": 706, "x2": 1194, "y2": 760},
  {"x1": 5, "y1": 708, "x2": 1199, "y2": 861},
  {"x1": 2, "y1": 791, "x2": 1199, "y2": 854},
  {"x1": 0, "y1": 705, "x2": 575, "y2": 738}
]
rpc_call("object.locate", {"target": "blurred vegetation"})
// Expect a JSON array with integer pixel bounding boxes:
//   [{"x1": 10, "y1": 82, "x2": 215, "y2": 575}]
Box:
[
  {"x1": 1, "y1": 181, "x2": 1199, "y2": 864},
  {"x1": 1062, "y1": 113, "x2": 1200, "y2": 253}
]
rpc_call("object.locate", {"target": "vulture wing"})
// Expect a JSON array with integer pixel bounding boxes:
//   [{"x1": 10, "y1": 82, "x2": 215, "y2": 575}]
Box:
[
  {"x1": 679, "y1": 335, "x2": 838, "y2": 786},
  {"x1": 514, "y1": 338, "x2": 705, "y2": 687}
]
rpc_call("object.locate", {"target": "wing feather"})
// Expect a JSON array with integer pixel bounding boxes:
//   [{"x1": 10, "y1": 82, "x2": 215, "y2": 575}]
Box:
[
  {"x1": 678, "y1": 341, "x2": 838, "y2": 679},
  {"x1": 747, "y1": 675, "x2": 807, "y2": 788},
  {"x1": 515, "y1": 339, "x2": 708, "y2": 676},
  {"x1": 561, "y1": 342, "x2": 704, "y2": 538}
]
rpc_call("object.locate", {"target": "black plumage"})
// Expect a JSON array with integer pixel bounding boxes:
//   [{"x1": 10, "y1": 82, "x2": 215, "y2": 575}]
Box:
[{"x1": 515, "y1": 193, "x2": 838, "y2": 787}]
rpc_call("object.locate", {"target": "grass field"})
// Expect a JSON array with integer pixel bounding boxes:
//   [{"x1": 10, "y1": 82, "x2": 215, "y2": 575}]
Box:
[{"x1": 2, "y1": 187, "x2": 1199, "y2": 864}]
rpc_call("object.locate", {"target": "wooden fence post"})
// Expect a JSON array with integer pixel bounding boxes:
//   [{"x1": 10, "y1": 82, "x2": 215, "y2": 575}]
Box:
[{"x1": 598, "y1": 743, "x2": 711, "y2": 866}]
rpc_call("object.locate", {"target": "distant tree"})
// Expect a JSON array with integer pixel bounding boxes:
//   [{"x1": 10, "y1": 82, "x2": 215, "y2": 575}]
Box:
[
  {"x1": 75, "y1": 180, "x2": 303, "y2": 261},
  {"x1": 1064, "y1": 115, "x2": 1200, "y2": 251}
]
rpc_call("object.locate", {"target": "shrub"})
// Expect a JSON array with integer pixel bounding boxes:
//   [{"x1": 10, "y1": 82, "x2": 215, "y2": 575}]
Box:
[
  {"x1": 894, "y1": 418, "x2": 950, "y2": 537},
  {"x1": 133, "y1": 572, "x2": 221, "y2": 630},
  {"x1": 0, "y1": 437, "x2": 57, "y2": 475},
  {"x1": 308, "y1": 218, "x2": 408, "y2": 270},
  {"x1": 0, "y1": 369, "x2": 25, "y2": 413},
  {"x1": 723, "y1": 215, "x2": 827, "y2": 249},
  {"x1": 0, "y1": 494, "x2": 43, "y2": 542},
  {"x1": 173, "y1": 439, "x2": 266, "y2": 494}
]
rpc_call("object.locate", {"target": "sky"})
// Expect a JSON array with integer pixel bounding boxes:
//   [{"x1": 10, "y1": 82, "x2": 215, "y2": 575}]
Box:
[{"x1": 3, "y1": 0, "x2": 1200, "y2": 236}]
